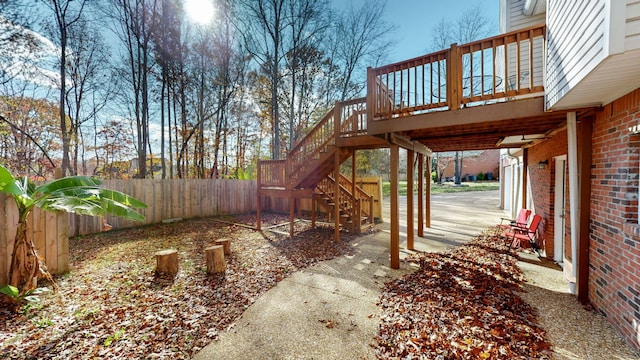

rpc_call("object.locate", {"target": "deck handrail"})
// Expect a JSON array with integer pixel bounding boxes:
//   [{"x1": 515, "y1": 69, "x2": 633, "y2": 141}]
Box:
[
  {"x1": 367, "y1": 24, "x2": 546, "y2": 120},
  {"x1": 337, "y1": 173, "x2": 373, "y2": 223},
  {"x1": 257, "y1": 159, "x2": 287, "y2": 188}
]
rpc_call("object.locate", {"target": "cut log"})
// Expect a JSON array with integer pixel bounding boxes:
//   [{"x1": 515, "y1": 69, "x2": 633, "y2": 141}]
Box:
[
  {"x1": 215, "y1": 238, "x2": 231, "y2": 255},
  {"x1": 205, "y1": 245, "x2": 225, "y2": 274},
  {"x1": 154, "y1": 249, "x2": 178, "y2": 276}
]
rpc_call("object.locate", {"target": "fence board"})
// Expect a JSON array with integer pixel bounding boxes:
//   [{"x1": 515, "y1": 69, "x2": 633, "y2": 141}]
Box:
[
  {"x1": 45, "y1": 210, "x2": 57, "y2": 273},
  {"x1": 0, "y1": 195, "x2": 8, "y2": 285}
]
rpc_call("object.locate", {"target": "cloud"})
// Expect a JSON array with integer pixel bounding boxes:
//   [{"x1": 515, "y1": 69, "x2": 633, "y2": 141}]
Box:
[{"x1": 0, "y1": 16, "x2": 61, "y2": 88}]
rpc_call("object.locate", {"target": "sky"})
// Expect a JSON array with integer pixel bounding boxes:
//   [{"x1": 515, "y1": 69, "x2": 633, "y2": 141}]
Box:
[{"x1": 340, "y1": 0, "x2": 500, "y2": 64}]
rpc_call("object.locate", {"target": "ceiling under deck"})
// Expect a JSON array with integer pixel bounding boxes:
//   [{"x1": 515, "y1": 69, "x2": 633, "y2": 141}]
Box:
[{"x1": 402, "y1": 113, "x2": 569, "y2": 152}]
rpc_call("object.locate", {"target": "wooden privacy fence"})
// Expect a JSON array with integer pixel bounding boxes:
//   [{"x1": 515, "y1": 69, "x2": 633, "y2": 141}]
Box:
[
  {"x1": 0, "y1": 194, "x2": 69, "y2": 286},
  {"x1": 1, "y1": 177, "x2": 380, "y2": 285},
  {"x1": 69, "y1": 179, "x2": 258, "y2": 237},
  {"x1": 1, "y1": 179, "x2": 257, "y2": 285}
]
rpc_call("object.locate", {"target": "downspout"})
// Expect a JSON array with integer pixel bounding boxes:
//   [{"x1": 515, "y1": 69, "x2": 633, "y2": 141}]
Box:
[{"x1": 506, "y1": 149, "x2": 521, "y2": 219}]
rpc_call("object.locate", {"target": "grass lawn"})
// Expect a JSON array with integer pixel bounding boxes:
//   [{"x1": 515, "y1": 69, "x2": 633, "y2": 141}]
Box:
[{"x1": 382, "y1": 180, "x2": 500, "y2": 196}]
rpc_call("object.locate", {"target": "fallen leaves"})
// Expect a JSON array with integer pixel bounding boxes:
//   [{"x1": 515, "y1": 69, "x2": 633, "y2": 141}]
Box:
[
  {"x1": 375, "y1": 230, "x2": 552, "y2": 359},
  {"x1": 0, "y1": 214, "x2": 355, "y2": 359}
]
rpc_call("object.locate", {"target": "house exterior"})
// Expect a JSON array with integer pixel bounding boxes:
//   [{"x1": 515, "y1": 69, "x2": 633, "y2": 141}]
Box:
[
  {"x1": 498, "y1": 0, "x2": 640, "y2": 352},
  {"x1": 436, "y1": 150, "x2": 500, "y2": 181}
]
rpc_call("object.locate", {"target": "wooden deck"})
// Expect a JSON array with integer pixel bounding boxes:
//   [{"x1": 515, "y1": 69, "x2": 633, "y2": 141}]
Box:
[
  {"x1": 257, "y1": 24, "x2": 595, "y2": 270},
  {"x1": 364, "y1": 24, "x2": 571, "y2": 151}
]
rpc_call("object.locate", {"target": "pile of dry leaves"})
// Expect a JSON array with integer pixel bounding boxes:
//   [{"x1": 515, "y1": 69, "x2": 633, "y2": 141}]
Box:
[
  {"x1": 0, "y1": 214, "x2": 355, "y2": 359},
  {"x1": 376, "y1": 231, "x2": 553, "y2": 359}
]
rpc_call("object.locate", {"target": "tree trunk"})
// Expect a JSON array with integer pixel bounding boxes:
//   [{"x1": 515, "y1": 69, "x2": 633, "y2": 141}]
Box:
[
  {"x1": 8, "y1": 221, "x2": 39, "y2": 292},
  {"x1": 205, "y1": 245, "x2": 225, "y2": 274},
  {"x1": 154, "y1": 249, "x2": 179, "y2": 276},
  {"x1": 214, "y1": 238, "x2": 231, "y2": 255}
]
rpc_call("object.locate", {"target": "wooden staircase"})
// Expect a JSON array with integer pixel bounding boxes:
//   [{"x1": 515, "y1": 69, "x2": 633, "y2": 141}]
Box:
[
  {"x1": 257, "y1": 98, "x2": 385, "y2": 235},
  {"x1": 314, "y1": 174, "x2": 374, "y2": 233}
]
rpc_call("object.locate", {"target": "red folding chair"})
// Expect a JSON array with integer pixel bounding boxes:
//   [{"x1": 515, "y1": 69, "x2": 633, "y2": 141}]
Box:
[
  {"x1": 496, "y1": 208, "x2": 531, "y2": 234},
  {"x1": 504, "y1": 214, "x2": 542, "y2": 250}
]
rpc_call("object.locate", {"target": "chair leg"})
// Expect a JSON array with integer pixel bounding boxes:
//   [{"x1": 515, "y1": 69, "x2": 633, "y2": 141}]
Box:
[{"x1": 510, "y1": 236, "x2": 521, "y2": 249}]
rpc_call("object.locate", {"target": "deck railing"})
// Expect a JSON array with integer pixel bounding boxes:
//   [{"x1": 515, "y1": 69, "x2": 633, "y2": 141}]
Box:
[
  {"x1": 259, "y1": 97, "x2": 372, "y2": 189},
  {"x1": 257, "y1": 159, "x2": 287, "y2": 188},
  {"x1": 337, "y1": 173, "x2": 373, "y2": 224},
  {"x1": 338, "y1": 97, "x2": 367, "y2": 137},
  {"x1": 367, "y1": 24, "x2": 546, "y2": 120}
]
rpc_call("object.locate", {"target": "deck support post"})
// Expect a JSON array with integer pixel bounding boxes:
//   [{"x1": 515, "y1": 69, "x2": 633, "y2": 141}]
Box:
[
  {"x1": 311, "y1": 196, "x2": 316, "y2": 228},
  {"x1": 390, "y1": 143, "x2": 400, "y2": 269},
  {"x1": 407, "y1": 149, "x2": 415, "y2": 250},
  {"x1": 257, "y1": 160, "x2": 262, "y2": 231},
  {"x1": 289, "y1": 196, "x2": 295, "y2": 238},
  {"x1": 522, "y1": 148, "x2": 528, "y2": 209},
  {"x1": 577, "y1": 115, "x2": 593, "y2": 303},
  {"x1": 352, "y1": 150, "x2": 358, "y2": 233},
  {"x1": 417, "y1": 153, "x2": 424, "y2": 237},
  {"x1": 334, "y1": 144, "x2": 341, "y2": 242},
  {"x1": 426, "y1": 155, "x2": 431, "y2": 228}
]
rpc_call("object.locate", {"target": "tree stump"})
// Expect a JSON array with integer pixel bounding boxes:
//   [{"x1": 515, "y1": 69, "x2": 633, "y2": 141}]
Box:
[
  {"x1": 205, "y1": 245, "x2": 225, "y2": 274},
  {"x1": 215, "y1": 238, "x2": 231, "y2": 255},
  {"x1": 155, "y1": 249, "x2": 178, "y2": 276}
]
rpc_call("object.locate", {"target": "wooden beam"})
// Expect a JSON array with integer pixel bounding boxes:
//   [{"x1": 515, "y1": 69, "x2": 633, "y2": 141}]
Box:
[
  {"x1": 577, "y1": 115, "x2": 593, "y2": 303},
  {"x1": 407, "y1": 149, "x2": 415, "y2": 249},
  {"x1": 335, "y1": 135, "x2": 389, "y2": 148},
  {"x1": 417, "y1": 153, "x2": 424, "y2": 237},
  {"x1": 368, "y1": 97, "x2": 548, "y2": 135},
  {"x1": 390, "y1": 144, "x2": 400, "y2": 269},
  {"x1": 388, "y1": 133, "x2": 432, "y2": 156}
]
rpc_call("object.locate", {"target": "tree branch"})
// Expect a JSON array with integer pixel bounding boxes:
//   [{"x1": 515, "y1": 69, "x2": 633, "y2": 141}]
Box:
[{"x1": 0, "y1": 114, "x2": 56, "y2": 168}]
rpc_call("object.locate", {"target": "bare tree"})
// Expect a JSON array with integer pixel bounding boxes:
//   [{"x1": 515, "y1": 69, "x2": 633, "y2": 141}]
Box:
[
  {"x1": 428, "y1": 4, "x2": 494, "y2": 51},
  {"x1": 283, "y1": 0, "x2": 329, "y2": 150},
  {"x1": 334, "y1": 0, "x2": 394, "y2": 101},
  {"x1": 64, "y1": 18, "x2": 113, "y2": 175},
  {"x1": 235, "y1": 0, "x2": 286, "y2": 159},
  {"x1": 429, "y1": 5, "x2": 493, "y2": 184},
  {"x1": 107, "y1": 0, "x2": 157, "y2": 178},
  {"x1": 40, "y1": 0, "x2": 88, "y2": 176}
]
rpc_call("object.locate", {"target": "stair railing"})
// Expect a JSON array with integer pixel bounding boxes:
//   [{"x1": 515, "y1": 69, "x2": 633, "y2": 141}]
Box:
[
  {"x1": 287, "y1": 108, "x2": 336, "y2": 186},
  {"x1": 337, "y1": 173, "x2": 374, "y2": 224}
]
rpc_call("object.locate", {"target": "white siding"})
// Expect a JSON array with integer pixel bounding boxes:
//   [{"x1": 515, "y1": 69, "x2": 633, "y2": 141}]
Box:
[
  {"x1": 503, "y1": 0, "x2": 546, "y2": 32},
  {"x1": 545, "y1": 0, "x2": 608, "y2": 109},
  {"x1": 627, "y1": 0, "x2": 640, "y2": 50}
]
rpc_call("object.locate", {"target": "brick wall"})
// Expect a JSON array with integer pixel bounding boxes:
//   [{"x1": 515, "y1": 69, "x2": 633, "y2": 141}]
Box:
[
  {"x1": 589, "y1": 88, "x2": 640, "y2": 352},
  {"x1": 527, "y1": 130, "x2": 568, "y2": 258},
  {"x1": 525, "y1": 88, "x2": 640, "y2": 352},
  {"x1": 439, "y1": 150, "x2": 500, "y2": 179}
]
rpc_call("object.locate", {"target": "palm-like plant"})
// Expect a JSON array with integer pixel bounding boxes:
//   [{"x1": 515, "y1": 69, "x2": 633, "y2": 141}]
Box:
[{"x1": 0, "y1": 163, "x2": 146, "y2": 292}]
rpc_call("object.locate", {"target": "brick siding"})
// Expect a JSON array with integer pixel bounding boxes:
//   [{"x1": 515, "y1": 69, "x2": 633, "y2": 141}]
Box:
[
  {"x1": 527, "y1": 130, "x2": 568, "y2": 258},
  {"x1": 439, "y1": 150, "x2": 500, "y2": 179},
  {"x1": 526, "y1": 88, "x2": 640, "y2": 352},
  {"x1": 589, "y1": 88, "x2": 640, "y2": 352}
]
